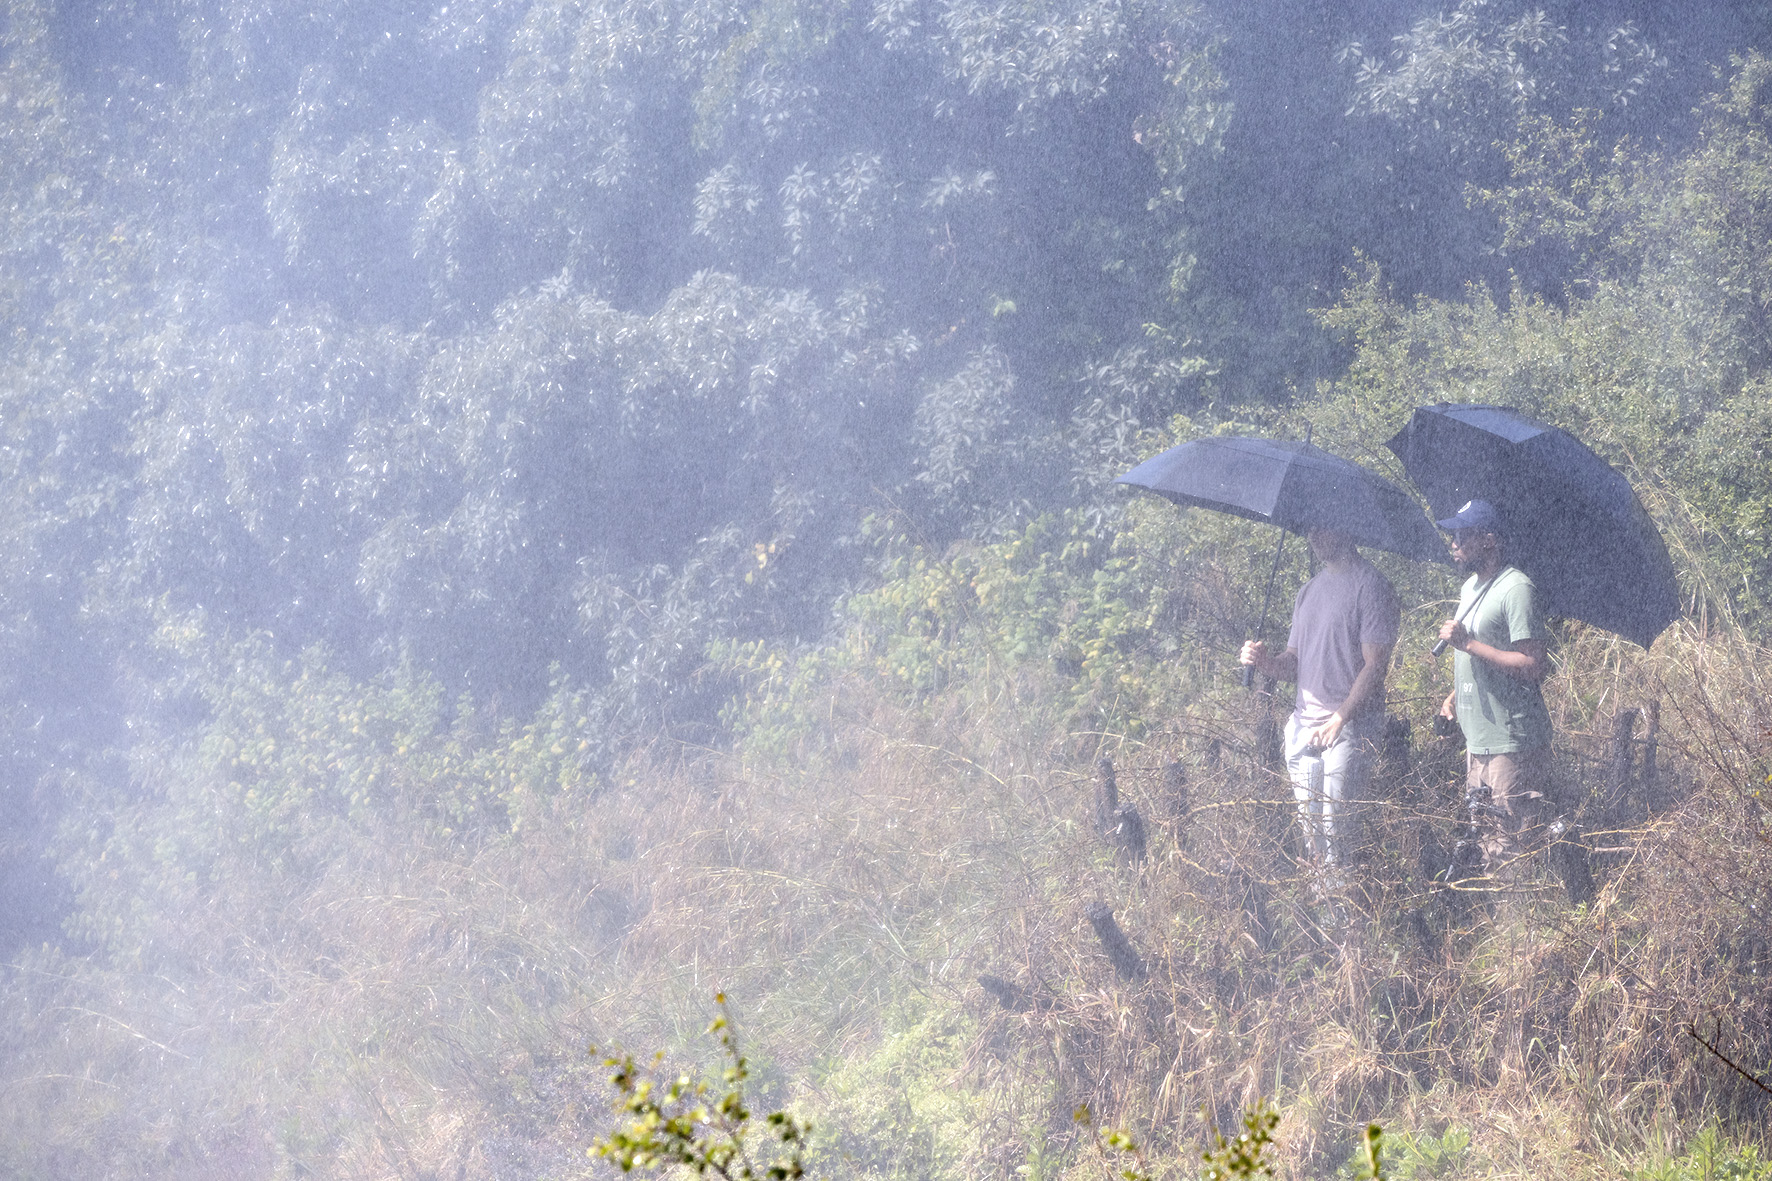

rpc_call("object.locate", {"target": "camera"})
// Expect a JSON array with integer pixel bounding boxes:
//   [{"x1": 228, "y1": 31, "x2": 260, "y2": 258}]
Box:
[{"x1": 1432, "y1": 713, "x2": 1459, "y2": 738}]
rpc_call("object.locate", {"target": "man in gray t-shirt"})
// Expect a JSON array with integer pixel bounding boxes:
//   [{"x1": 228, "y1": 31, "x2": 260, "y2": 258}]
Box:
[{"x1": 1241, "y1": 526, "x2": 1400, "y2": 872}]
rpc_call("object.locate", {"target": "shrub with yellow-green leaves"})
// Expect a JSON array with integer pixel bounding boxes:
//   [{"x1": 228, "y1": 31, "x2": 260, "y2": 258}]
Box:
[{"x1": 719, "y1": 414, "x2": 1384, "y2": 771}]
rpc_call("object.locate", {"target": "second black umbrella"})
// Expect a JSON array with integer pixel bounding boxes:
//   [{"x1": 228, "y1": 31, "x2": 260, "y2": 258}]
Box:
[{"x1": 1385, "y1": 404, "x2": 1679, "y2": 648}]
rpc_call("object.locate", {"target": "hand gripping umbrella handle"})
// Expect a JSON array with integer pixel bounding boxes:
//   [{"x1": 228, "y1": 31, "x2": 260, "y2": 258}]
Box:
[{"x1": 1433, "y1": 576, "x2": 1498, "y2": 657}]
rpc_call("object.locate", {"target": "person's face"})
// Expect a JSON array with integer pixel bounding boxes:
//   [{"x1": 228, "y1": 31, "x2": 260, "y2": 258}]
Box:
[
  {"x1": 1307, "y1": 526, "x2": 1355, "y2": 564},
  {"x1": 1449, "y1": 528, "x2": 1499, "y2": 572}
]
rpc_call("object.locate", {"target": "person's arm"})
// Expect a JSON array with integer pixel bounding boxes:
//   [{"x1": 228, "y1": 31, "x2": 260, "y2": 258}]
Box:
[
  {"x1": 1308, "y1": 641, "x2": 1392, "y2": 748},
  {"x1": 1239, "y1": 639, "x2": 1298, "y2": 682},
  {"x1": 1437, "y1": 621, "x2": 1548, "y2": 683}
]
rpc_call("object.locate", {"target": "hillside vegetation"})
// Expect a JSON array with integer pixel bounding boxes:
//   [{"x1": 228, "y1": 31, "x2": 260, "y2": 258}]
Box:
[
  {"x1": 8, "y1": 489, "x2": 1770, "y2": 1179},
  {"x1": 5, "y1": 3, "x2": 1772, "y2": 1178}
]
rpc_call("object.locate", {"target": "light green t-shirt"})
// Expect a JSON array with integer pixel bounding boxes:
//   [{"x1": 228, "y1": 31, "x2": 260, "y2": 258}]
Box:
[{"x1": 1453, "y1": 566, "x2": 1553, "y2": 755}]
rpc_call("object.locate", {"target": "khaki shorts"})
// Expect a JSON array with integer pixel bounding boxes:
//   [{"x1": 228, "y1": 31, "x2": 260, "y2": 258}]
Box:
[{"x1": 1467, "y1": 746, "x2": 1552, "y2": 860}]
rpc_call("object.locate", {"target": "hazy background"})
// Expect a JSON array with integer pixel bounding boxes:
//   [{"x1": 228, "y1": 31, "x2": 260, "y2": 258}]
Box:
[{"x1": 6, "y1": 2, "x2": 1772, "y2": 1176}]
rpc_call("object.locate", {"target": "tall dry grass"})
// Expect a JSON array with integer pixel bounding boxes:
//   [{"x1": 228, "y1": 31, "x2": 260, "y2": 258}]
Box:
[
  {"x1": 519, "y1": 614, "x2": 1770, "y2": 1179},
  {"x1": 2, "y1": 610, "x2": 1769, "y2": 1179}
]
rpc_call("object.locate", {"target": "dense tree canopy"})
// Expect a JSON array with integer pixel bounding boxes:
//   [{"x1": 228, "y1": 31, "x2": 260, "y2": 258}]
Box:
[{"x1": 4, "y1": 0, "x2": 1772, "y2": 945}]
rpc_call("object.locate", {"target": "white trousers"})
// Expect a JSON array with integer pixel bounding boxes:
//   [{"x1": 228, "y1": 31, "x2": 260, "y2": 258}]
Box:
[{"x1": 1283, "y1": 713, "x2": 1380, "y2": 866}]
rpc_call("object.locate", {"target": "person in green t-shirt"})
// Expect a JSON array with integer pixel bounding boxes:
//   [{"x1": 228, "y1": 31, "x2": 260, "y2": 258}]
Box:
[{"x1": 1433, "y1": 499, "x2": 1554, "y2": 871}]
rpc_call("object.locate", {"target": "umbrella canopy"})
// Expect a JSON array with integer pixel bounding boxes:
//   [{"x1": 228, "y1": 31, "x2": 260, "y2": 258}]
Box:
[
  {"x1": 1384, "y1": 404, "x2": 1679, "y2": 648},
  {"x1": 1115, "y1": 436, "x2": 1450, "y2": 564}
]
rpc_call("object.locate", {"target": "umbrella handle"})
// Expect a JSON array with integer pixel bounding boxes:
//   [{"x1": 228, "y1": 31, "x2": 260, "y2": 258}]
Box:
[
  {"x1": 1433, "y1": 574, "x2": 1500, "y2": 659},
  {"x1": 1245, "y1": 533, "x2": 1292, "y2": 692},
  {"x1": 1242, "y1": 426, "x2": 1305, "y2": 693}
]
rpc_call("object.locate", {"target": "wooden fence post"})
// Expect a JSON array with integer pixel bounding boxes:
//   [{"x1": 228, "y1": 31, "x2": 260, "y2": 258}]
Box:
[
  {"x1": 977, "y1": 974, "x2": 1028, "y2": 1011},
  {"x1": 1093, "y1": 757, "x2": 1118, "y2": 834},
  {"x1": 1642, "y1": 698, "x2": 1660, "y2": 807},
  {"x1": 1608, "y1": 707, "x2": 1639, "y2": 819},
  {"x1": 1163, "y1": 759, "x2": 1190, "y2": 828},
  {"x1": 1112, "y1": 805, "x2": 1147, "y2": 866},
  {"x1": 1092, "y1": 756, "x2": 1146, "y2": 865},
  {"x1": 1085, "y1": 902, "x2": 1147, "y2": 981}
]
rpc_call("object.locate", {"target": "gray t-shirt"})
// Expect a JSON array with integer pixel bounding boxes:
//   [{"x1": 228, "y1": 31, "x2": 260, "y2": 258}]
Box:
[
  {"x1": 1286, "y1": 556, "x2": 1401, "y2": 727},
  {"x1": 1453, "y1": 566, "x2": 1553, "y2": 754}
]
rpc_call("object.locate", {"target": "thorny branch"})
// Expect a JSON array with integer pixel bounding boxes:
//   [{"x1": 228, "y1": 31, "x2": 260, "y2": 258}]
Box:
[{"x1": 1686, "y1": 1018, "x2": 1772, "y2": 1097}]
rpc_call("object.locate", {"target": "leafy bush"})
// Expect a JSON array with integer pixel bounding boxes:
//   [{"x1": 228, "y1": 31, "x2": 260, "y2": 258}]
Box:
[
  {"x1": 1625, "y1": 1126, "x2": 1772, "y2": 1181},
  {"x1": 593, "y1": 995, "x2": 810, "y2": 1181},
  {"x1": 1341, "y1": 1126, "x2": 1469, "y2": 1180}
]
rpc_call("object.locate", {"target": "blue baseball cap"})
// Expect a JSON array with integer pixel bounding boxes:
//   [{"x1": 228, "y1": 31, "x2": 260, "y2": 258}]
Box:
[{"x1": 1436, "y1": 498, "x2": 1502, "y2": 532}]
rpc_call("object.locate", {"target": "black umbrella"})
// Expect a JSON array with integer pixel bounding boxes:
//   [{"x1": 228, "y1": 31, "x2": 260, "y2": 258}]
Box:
[
  {"x1": 1115, "y1": 436, "x2": 1450, "y2": 563},
  {"x1": 1384, "y1": 404, "x2": 1679, "y2": 648},
  {"x1": 1117, "y1": 434, "x2": 1448, "y2": 688}
]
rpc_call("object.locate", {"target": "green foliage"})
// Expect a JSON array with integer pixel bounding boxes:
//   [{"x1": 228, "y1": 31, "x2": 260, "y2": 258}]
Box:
[
  {"x1": 0, "y1": 0, "x2": 1243, "y2": 819},
  {"x1": 1341, "y1": 1, "x2": 1666, "y2": 153},
  {"x1": 912, "y1": 345, "x2": 1030, "y2": 532},
  {"x1": 60, "y1": 632, "x2": 602, "y2": 964},
  {"x1": 1626, "y1": 1126, "x2": 1772, "y2": 1181},
  {"x1": 1200, "y1": 1103, "x2": 1280, "y2": 1181},
  {"x1": 801, "y1": 1008, "x2": 997, "y2": 1181},
  {"x1": 1342, "y1": 1126, "x2": 1466, "y2": 1181},
  {"x1": 593, "y1": 995, "x2": 809, "y2": 1181},
  {"x1": 718, "y1": 428, "x2": 1314, "y2": 765},
  {"x1": 1473, "y1": 108, "x2": 1617, "y2": 257}
]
